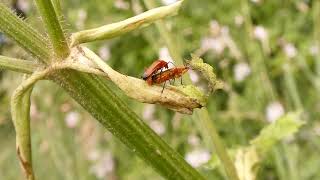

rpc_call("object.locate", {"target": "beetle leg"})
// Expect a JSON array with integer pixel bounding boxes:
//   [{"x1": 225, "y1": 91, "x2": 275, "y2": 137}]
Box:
[{"x1": 161, "y1": 81, "x2": 166, "y2": 94}]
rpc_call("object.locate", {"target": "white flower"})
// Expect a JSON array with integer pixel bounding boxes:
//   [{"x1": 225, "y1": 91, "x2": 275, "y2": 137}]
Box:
[
  {"x1": 250, "y1": 0, "x2": 261, "y2": 4},
  {"x1": 296, "y1": 2, "x2": 309, "y2": 13},
  {"x1": 149, "y1": 120, "x2": 166, "y2": 135},
  {"x1": 17, "y1": 0, "x2": 30, "y2": 12},
  {"x1": 233, "y1": 62, "x2": 251, "y2": 82},
  {"x1": 114, "y1": 0, "x2": 129, "y2": 10},
  {"x1": 98, "y1": 45, "x2": 111, "y2": 60},
  {"x1": 185, "y1": 149, "x2": 211, "y2": 167},
  {"x1": 162, "y1": 0, "x2": 177, "y2": 5},
  {"x1": 188, "y1": 70, "x2": 199, "y2": 83},
  {"x1": 87, "y1": 150, "x2": 100, "y2": 162},
  {"x1": 159, "y1": 47, "x2": 174, "y2": 67},
  {"x1": 283, "y1": 43, "x2": 297, "y2": 59},
  {"x1": 90, "y1": 151, "x2": 114, "y2": 178},
  {"x1": 253, "y1": 26, "x2": 268, "y2": 41},
  {"x1": 265, "y1": 101, "x2": 285, "y2": 123},
  {"x1": 65, "y1": 111, "x2": 80, "y2": 128},
  {"x1": 201, "y1": 37, "x2": 225, "y2": 55},
  {"x1": 234, "y1": 15, "x2": 244, "y2": 26},
  {"x1": 143, "y1": 104, "x2": 156, "y2": 120},
  {"x1": 76, "y1": 9, "x2": 87, "y2": 29}
]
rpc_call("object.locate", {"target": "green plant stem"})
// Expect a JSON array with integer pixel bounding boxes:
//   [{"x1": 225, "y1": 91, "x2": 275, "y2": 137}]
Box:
[
  {"x1": 143, "y1": 1, "x2": 239, "y2": 180},
  {"x1": 34, "y1": 0, "x2": 69, "y2": 59},
  {"x1": 283, "y1": 63, "x2": 303, "y2": 110},
  {"x1": 51, "y1": 71, "x2": 205, "y2": 180},
  {"x1": 0, "y1": 56, "x2": 39, "y2": 74},
  {"x1": 51, "y1": 0, "x2": 63, "y2": 20},
  {"x1": 313, "y1": 0, "x2": 320, "y2": 77},
  {"x1": 0, "y1": 3, "x2": 50, "y2": 62},
  {"x1": 70, "y1": 0, "x2": 184, "y2": 47},
  {"x1": 241, "y1": 0, "x2": 277, "y2": 101},
  {"x1": 11, "y1": 76, "x2": 35, "y2": 180}
]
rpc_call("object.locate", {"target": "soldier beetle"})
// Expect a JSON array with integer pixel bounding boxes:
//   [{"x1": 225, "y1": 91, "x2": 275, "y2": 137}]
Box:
[
  {"x1": 141, "y1": 60, "x2": 174, "y2": 80},
  {"x1": 145, "y1": 66, "x2": 189, "y2": 93}
]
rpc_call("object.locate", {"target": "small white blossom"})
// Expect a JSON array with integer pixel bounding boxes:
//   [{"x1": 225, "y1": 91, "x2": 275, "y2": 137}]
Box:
[
  {"x1": 283, "y1": 43, "x2": 297, "y2": 59},
  {"x1": 265, "y1": 101, "x2": 285, "y2": 123},
  {"x1": 76, "y1": 9, "x2": 87, "y2": 29},
  {"x1": 159, "y1": 47, "x2": 174, "y2": 67},
  {"x1": 185, "y1": 149, "x2": 211, "y2": 168},
  {"x1": 114, "y1": 0, "x2": 129, "y2": 10},
  {"x1": 188, "y1": 70, "x2": 199, "y2": 83},
  {"x1": 201, "y1": 37, "x2": 225, "y2": 55},
  {"x1": 17, "y1": 0, "x2": 30, "y2": 12},
  {"x1": 149, "y1": 120, "x2": 166, "y2": 135},
  {"x1": 98, "y1": 45, "x2": 111, "y2": 60},
  {"x1": 234, "y1": 62, "x2": 251, "y2": 82},
  {"x1": 90, "y1": 151, "x2": 114, "y2": 178},
  {"x1": 296, "y1": 2, "x2": 309, "y2": 13},
  {"x1": 250, "y1": 0, "x2": 261, "y2": 4},
  {"x1": 162, "y1": 0, "x2": 177, "y2": 5},
  {"x1": 88, "y1": 150, "x2": 100, "y2": 161},
  {"x1": 65, "y1": 111, "x2": 80, "y2": 128},
  {"x1": 253, "y1": 26, "x2": 268, "y2": 41},
  {"x1": 234, "y1": 15, "x2": 244, "y2": 26},
  {"x1": 143, "y1": 104, "x2": 156, "y2": 120}
]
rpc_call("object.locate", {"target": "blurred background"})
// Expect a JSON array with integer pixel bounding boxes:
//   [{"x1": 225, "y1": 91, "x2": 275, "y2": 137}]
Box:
[{"x1": 1, "y1": 0, "x2": 320, "y2": 179}]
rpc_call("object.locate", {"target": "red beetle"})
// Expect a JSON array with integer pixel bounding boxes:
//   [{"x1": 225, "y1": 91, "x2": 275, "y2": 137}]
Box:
[
  {"x1": 141, "y1": 60, "x2": 172, "y2": 80},
  {"x1": 146, "y1": 66, "x2": 189, "y2": 93}
]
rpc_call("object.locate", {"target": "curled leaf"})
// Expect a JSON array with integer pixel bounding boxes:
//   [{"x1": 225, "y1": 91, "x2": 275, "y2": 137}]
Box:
[
  {"x1": 187, "y1": 54, "x2": 223, "y2": 93},
  {"x1": 81, "y1": 46, "x2": 203, "y2": 114},
  {"x1": 250, "y1": 112, "x2": 305, "y2": 154}
]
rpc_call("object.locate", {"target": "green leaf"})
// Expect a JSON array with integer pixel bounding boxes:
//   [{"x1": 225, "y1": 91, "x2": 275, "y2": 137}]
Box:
[
  {"x1": 11, "y1": 77, "x2": 35, "y2": 180},
  {"x1": 250, "y1": 112, "x2": 305, "y2": 155}
]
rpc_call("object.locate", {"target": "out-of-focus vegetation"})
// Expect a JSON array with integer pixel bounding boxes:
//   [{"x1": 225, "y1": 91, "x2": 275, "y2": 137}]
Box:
[{"x1": 0, "y1": 0, "x2": 319, "y2": 179}]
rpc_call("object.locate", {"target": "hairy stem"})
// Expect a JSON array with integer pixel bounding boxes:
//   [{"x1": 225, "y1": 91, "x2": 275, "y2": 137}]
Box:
[
  {"x1": 34, "y1": 0, "x2": 69, "y2": 59},
  {"x1": 0, "y1": 3, "x2": 50, "y2": 62}
]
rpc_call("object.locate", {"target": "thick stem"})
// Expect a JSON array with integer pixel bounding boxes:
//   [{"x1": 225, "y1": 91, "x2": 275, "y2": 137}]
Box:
[
  {"x1": 34, "y1": 0, "x2": 69, "y2": 59},
  {"x1": 51, "y1": 71, "x2": 205, "y2": 180},
  {"x1": 0, "y1": 3, "x2": 50, "y2": 62}
]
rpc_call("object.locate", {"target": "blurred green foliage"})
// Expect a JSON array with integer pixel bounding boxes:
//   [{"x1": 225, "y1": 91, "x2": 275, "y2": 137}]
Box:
[{"x1": 0, "y1": 0, "x2": 319, "y2": 179}]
